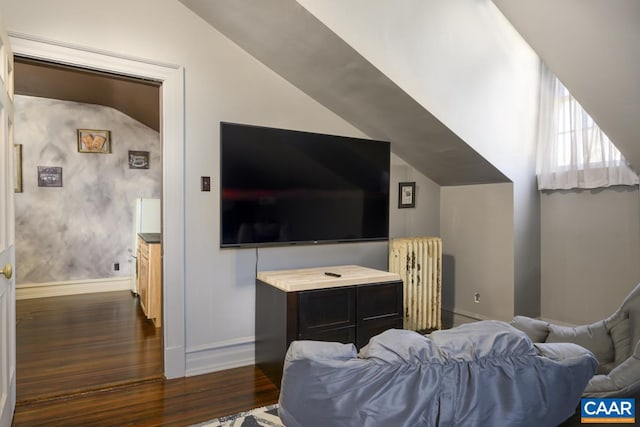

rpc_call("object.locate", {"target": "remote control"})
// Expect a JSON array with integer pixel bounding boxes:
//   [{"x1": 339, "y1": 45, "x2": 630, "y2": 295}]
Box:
[{"x1": 324, "y1": 272, "x2": 342, "y2": 278}]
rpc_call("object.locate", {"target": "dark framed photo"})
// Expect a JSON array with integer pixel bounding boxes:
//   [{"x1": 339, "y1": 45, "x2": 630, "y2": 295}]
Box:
[
  {"x1": 398, "y1": 182, "x2": 415, "y2": 208},
  {"x1": 128, "y1": 150, "x2": 150, "y2": 169},
  {"x1": 38, "y1": 166, "x2": 63, "y2": 187},
  {"x1": 14, "y1": 144, "x2": 22, "y2": 193},
  {"x1": 77, "y1": 129, "x2": 111, "y2": 153}
]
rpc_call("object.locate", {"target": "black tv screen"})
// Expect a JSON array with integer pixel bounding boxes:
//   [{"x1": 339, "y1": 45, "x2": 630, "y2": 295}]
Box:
[{"x1": 220, "y1": 122, "x2": 390, "y2": 247}]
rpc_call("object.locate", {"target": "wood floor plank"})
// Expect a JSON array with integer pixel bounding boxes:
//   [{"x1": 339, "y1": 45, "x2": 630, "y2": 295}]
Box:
[
  {"x1": 13, "y1": 366, "x2": 279, "y2": 426},
  {"x1": 13, "y1": 290, "x2": 280, "y2": 426},
  {"x1": 15, "y1": 291, "x2": 163, "y2": 404}
]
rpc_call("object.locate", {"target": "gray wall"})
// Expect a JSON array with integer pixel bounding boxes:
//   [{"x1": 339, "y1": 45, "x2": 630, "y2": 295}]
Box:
[
  {"x1": 389, "y1": 153, "x2": 440, "y2": 239},
  {"x1": 298, "y1": 0, "x2": 541, "y2": 320},
  {"x1": 441, "y1": 183, "x2": 515, "y2": 321},
  {"x1": 14, "y1": 95, "x2": 161, "y2": 283},
  {"x1": 1, "y1": 0, "x2": 439, "y2": 374},
  {"x1": 541, "y1": 186, "x2": 640, "y2": 324}
]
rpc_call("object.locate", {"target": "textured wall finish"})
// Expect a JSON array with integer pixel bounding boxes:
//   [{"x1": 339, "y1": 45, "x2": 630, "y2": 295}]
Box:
[{"x1": 14, "y1": 95, "x2": 161, "y2": 284}]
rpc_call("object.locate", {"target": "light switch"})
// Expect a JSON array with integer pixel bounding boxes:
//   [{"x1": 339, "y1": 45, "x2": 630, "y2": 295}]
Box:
[{"x1": 201, "y1": 176, "x2": 211, "y2": 192}]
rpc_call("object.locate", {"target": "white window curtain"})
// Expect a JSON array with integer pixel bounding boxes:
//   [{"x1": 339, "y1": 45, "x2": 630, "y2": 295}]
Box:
[{"x1": 536, "y1": 63, "x2": 639, "y2": 190}]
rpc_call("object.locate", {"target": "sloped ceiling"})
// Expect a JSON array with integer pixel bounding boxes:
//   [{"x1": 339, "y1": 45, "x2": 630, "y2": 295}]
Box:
[
  {"x1": 179, "y1": 0, "x2": 508, "y2": 186},
  {"x1": 493, "y1": 0, "x2": 640, "y2": 173},
  {"x1": 14, "y1": 57, "x2": 161, "y2": 131}
]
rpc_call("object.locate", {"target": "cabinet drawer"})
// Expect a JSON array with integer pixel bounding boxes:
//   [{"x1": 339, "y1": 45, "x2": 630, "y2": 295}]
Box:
[
  {"x1": 357, "y1": 282, "x2": 403, "y2": 321},
  {"x1": 357, "y1": 316, "x2": 403, "y2": 349},
  {"x1": 356, "y1": 281, "x2": 403, "y2": 348},
  {"x1": 300, "y1": 325, "x2": 356, "y2": 344},
  {"x1": 298, "y1": 287, "x2": 356, "y2": 335}
]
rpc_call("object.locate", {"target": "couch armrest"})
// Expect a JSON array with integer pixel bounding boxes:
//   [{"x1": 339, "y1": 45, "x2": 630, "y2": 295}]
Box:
[
  {"x1": 535, "y1": 342, "x2": 596, "y2": 363},
  {"x1": 584, "y1": 355, "x2": 640, "y2": 398}
]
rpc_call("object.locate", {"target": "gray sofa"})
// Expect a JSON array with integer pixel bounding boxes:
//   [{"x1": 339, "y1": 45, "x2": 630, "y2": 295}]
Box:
[
  {"x1": 278, "y1": 320, "x2": 597, "y2": 427},
  {"x1": 510, "y1": 282, "x2": 640, "y2": 398}
]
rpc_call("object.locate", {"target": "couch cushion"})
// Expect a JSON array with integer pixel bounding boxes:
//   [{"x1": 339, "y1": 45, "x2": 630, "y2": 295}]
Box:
[
  {"x1": 610, "y1": 316, "x2": 632, "y2": 367},
  {"x1": 510, "y1": 316, "x2": 550, "y2": 342},
  {"x1": 546, "y1": 321, "x2": 614, "y2": 367}
]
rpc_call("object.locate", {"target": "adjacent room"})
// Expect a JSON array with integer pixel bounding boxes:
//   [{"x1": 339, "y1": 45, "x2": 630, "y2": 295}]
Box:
[
  {"x1": 12, "y1": 58, "x2": 164, "y2": 403},
  {"x1": 0, "y1": 0, "x2": 638, "y2": 426}
]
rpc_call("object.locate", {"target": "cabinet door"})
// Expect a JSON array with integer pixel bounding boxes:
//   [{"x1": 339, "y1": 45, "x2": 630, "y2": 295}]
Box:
[
  {"x1": 356, "y1": 282, "x2": 403, "y2": 348},
  {"x1": 298, "y1": 287, "x2": 356, "y2": 341},
  {"x1": 300, "y1": 325, "x2": 356, "y2": 344},
  {"x1": 148, "y1": 243, "x2": 161, "y2": 327},
  {"x1": 138, "y1": 250, "x2": 149, "y2": 317}
]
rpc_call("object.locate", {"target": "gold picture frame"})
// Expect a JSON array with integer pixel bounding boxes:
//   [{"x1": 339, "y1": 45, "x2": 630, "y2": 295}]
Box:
[
  {"x1": 77, "y1": 129, "x2": 111, "y2": 153},
  {"x1": 14, "y1": 144, "x2": 22, "y2": 193}
]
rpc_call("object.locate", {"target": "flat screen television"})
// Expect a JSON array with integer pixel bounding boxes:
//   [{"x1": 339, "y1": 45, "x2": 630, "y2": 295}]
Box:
[{"x1": 220, "y1": 122, "x2": 390, "y2": 247}]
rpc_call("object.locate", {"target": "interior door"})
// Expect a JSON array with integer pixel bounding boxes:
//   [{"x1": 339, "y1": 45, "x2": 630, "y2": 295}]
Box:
[{"x1": 0, "y1": 22, "x2": 15, "y2": 427}]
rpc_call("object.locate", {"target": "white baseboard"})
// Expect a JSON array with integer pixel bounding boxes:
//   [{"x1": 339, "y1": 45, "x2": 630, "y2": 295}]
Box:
[
  {"x1": 185, "y1": 336, "x2": 255, "y2": 377},
  {"x1": 16, "y1": 277, "x2": 133, "y2": 299},
  {"x1": 164, "y1": 343, "x2": 186, "y2": 379}
]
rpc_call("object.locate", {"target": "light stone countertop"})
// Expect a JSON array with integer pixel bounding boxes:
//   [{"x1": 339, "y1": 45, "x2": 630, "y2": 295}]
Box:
[{"x1": 257, "y1": 264, "x2": 401, "y2": 292}]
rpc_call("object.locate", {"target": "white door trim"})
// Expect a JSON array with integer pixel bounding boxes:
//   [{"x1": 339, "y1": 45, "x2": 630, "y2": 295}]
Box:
[
  {"x1": 9, "y1": 32, "x2": 186, "y2": 379},
  {"x1": 0, "y1": 23, "x2": 16, "y2": 427}
]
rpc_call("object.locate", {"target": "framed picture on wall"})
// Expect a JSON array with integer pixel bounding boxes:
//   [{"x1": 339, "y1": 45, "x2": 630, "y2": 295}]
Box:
[
  {"x1": 128, "y1": 150, "x2": 150, "y2": 169},
  {"x1": 37, "y1": 166, "x2": 63, "y2": 187},
  {"x1": 77, "y1": 129, "x2": 111, "y2": 153},
  {"x1": 14, "y1": 144, "x2": 22, "y2": 193},
  {"x1": 398, "y1": 182, "x2": 416, "y2": 208}
]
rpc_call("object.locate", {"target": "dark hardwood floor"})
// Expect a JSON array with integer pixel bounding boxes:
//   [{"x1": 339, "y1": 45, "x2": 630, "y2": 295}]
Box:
[
  {"x1": 13, "y1": 291, "x2": 280, "y2": 426},
  {"x1": 16, "y1": 291, "x2": 163, "y2": 404},
  {"x1": 13, "y1": 291, "x2": 589, "y2": 426},
  {"x1": 12, "y1": 365, "x2": 280, "y2": 426}
]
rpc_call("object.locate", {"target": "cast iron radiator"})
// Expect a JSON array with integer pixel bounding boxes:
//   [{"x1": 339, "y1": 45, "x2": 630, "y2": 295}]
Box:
[{"x1": 389, "y1": 237, "x2": 442, "y2": 331}]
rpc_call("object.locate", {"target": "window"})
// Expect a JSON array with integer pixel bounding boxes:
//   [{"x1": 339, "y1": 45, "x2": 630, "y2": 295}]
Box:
[{"x1": 536, "y1": 63, "x2": 638, "y2": 190}]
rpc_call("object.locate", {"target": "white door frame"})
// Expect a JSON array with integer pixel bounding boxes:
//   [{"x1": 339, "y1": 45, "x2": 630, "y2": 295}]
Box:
[
  {"x1": 0, "y1": 24, "x2": 16, "y2": 427},
  {"x1": 9, "y1": 33, "x2": 186, "y2": 379}
]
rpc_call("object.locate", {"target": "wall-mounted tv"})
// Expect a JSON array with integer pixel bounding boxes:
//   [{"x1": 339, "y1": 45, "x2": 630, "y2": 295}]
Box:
[{"x1": 220, "y1": 122, "x2": 390, "y2": 248}]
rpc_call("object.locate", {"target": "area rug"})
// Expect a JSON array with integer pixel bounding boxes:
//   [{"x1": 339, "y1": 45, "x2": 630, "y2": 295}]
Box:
[{"x1": 192, "y1": 404, "x2": 284, "y2": 427}]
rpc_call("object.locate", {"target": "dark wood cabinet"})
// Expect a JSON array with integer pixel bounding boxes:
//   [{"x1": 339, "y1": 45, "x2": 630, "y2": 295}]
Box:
[
  {"x1": 255, "y1": 265, "x2": 403, "y2": 386},
  {"x1": 356, "y1": 282, "x2": 404, "y2": 348}
]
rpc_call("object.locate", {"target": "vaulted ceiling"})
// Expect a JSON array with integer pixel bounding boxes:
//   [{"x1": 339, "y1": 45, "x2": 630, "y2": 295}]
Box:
[
  {"x1": 15, "y1": 1, "x2": 638, "y2": 183},
  {"x1": 178, "y1": 0, "x2": 509, "y2": 186},
  {"x1": 14, "y1": 57, "x2": 161, "y2": 131},
  {"x1": 179, "y1": 0, "x2": 640, "y2": 184},
  {"x1": 492, "y1": 0, "x2": 640, "y2": 174}
]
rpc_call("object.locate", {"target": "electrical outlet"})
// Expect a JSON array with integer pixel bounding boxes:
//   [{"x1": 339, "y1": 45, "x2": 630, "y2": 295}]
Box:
[
  {"x1": 114, "y1": 263, "x2": 120, "y2": 271},
  {"x1": 474, "y1": 292, "x2": 480, "y2": 303}
]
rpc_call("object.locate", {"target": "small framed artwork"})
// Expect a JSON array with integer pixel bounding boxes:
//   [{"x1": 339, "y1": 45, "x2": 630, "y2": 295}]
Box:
[
  {"x1": 14, "y1": 144, "x2": 22, "y2": 193},
  {"x1": 398, "y1": 182, "x2": 416, "y2": 208},
  {"x1": 77, "y1": 129, "x2": 111, "y2": 153},
  {"x1": 128, "y1": 150, "x2": 150, "y2": 169},
  {"x1": 38, "y1": 166, "x2": 63, "y2": 187}
]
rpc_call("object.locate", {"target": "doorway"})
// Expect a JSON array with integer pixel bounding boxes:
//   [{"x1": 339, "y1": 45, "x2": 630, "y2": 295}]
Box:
[
  {"x1": 13, "y1": 57, "x2": 164, "y2": 403},
  {"x1": 10, "y1": 32, "x2": 186, "y2": 381}
]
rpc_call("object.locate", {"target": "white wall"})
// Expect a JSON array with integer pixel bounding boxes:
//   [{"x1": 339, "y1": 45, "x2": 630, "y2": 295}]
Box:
[
  {"x1": 298, "y1": 0, "x2": 540, "y2": 319},
  {"x1": 441, "y1": 183, "x2": 515, "y2": 321},
  {"x1": 0, "y1": 0, "x2": 438, "y2": 375},
  {"x1": 541, "y1": 186, "x2": 640, "y2": 324}
]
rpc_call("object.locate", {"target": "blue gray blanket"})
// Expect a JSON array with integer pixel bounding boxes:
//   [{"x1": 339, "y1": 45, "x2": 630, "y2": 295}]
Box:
[{"x1": 278, "y1": 320, "x2": 597, "y2": 426}]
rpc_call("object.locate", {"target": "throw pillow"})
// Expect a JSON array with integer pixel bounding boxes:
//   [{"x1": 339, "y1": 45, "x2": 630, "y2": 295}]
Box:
[
  {"x1": 546, "y1": 321, "x2": 614, "y2": 366},
  {"x1": 510, "y1": 316, "x2": 550, "y2": 342}
]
